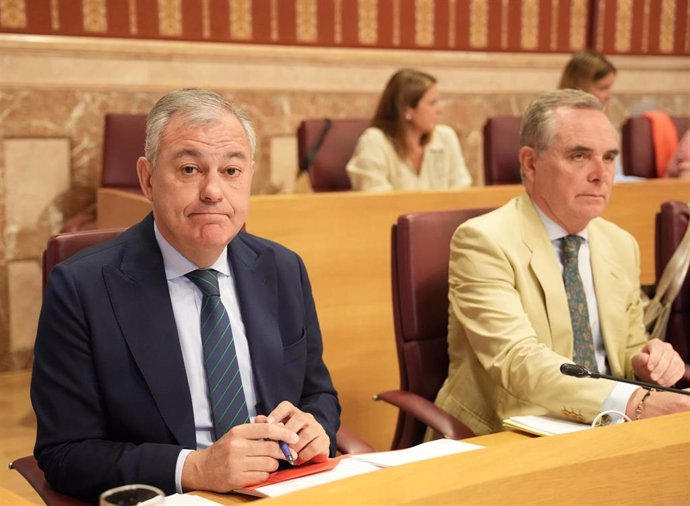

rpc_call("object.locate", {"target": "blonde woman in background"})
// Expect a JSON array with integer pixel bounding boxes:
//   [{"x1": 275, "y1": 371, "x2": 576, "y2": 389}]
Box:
[
  {"x1": 559, "y1": 50, "x2": 641, "y2": 182},
  {"x1": 346, "y1": 68, "x2": 472, "y2": 191},
  {"x1": 559, "y1": 49, "x2": 617, "y2": 106}
]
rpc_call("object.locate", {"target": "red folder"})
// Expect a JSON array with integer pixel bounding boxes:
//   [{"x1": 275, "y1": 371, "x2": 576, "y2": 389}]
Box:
[{"x1": 241, "y1": 454, "x2": 349, "y2": 491}]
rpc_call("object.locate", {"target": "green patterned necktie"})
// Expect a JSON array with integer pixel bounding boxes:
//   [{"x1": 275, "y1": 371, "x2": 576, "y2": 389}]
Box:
[
  {"x1": 560, "y1": 235, "x2": 599, "y2": 372},
  {"x1": 186, "y1": 269, "x2": 250, "y2": 438}
]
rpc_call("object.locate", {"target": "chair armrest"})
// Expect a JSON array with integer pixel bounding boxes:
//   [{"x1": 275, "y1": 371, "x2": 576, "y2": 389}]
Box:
[
  {"x1": 336, "y1": 426, "x2": 375, "y2": 454},
  {"x1": 374, "y1": 390, "x2": 474, "y2": 440},
  {"x1": 9, "y1": 455, "x2": 90, "y2": 506}
]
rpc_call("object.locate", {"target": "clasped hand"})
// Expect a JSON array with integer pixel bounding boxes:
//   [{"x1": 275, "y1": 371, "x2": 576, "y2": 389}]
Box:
[
  {"x1": 631, "y1": 338, "x2": 684, "y2": 386},
  {"x1": 181, "y1": 400, "x2": 329, "y2": 493}
]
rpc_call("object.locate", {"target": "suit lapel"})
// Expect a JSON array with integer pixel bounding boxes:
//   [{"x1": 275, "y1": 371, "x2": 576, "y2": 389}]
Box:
[
  {"x1": 589, "y1": 223, "x2": 628, "y2": 376},
  {"x1": 228, "y1": 234, "x2": 282, "y2": 415},
  {"x1": 518, "y1": 195, "x2": 573, "y2": 354},
  {"x1": 104, "y1": 217, "x2": 196, "y2": 447}
]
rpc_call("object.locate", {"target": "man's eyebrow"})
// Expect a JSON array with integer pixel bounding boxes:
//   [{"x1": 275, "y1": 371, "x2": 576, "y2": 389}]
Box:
[
  {"x1": 563, "y1": 145, "x2": 619, "y2": 156},
  {"x1": 564, "y1": 145, "x2": 594, "y2": 153}
]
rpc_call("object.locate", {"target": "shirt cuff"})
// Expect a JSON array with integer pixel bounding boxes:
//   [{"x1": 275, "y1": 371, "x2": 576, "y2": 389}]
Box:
[
  {"x1": 175, "y1": 449, "x2": 194, "y2": 494},
  {"x1": 602, "y1": 381, "x2": 639, "y2": 416}
]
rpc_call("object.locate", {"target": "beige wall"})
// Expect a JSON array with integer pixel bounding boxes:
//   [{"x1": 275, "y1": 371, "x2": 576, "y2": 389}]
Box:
[{"x1": 0, "y1": 33, "x2": 689, "y2": 370}]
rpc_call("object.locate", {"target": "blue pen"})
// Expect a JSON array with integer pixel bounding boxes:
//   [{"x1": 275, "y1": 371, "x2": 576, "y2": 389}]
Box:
[{"x1": 279, "y1": 440, "x2": 294, "y2": 465}]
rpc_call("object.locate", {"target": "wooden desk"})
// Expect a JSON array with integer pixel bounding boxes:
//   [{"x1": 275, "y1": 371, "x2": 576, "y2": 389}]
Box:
[
  {"x1": 0, "y1": 486, "x2": 37, "y2": 505},
  {"x1": 196, "y1": 412, "x2": 690, "y2": 505},
  {"x1": 195, "y1": 429, "x2": 533, "y2": 504},
  {"x1": 98, "y1": 180, "x2": 690, "y2": 449}
]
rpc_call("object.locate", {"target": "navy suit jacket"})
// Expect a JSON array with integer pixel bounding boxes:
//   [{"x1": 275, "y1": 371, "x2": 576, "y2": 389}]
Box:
[{"x1": 31, "y1": 214, "x2": 340, "y2": 502}]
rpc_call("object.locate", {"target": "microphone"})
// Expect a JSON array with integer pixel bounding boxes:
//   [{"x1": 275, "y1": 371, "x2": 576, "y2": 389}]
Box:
[
  {"x1": 559, "y1": 363, "x2": 590, "y2": 378},
  {"x1": 559, "y1": 363, "x2": 690, "y2": 396}
]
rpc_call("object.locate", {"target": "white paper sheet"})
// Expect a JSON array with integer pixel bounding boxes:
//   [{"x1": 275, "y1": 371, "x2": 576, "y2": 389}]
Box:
[
  {"x1": 242, "y1": 458, "x2": 381, "y2": 497},
  {"x1": 235, "y1": 438, "x2": 485, "y2": 498},
  {"x1": 503, "y1": 415, "x2": 591, "y2": 436},
  {"x1": 350, "y1": 438, "x2": 483, "y2": 467}
]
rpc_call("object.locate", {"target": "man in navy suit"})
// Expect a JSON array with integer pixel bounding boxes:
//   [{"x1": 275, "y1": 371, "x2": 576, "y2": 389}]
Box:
[{"x1": 31, "y1": 89, "x2": 341, "y2": 502}]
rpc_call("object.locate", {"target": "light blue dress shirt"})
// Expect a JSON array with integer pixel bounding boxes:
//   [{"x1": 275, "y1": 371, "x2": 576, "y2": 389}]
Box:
[{"x1": 152, "y1": 224, "x2": 258, "y2": 492}]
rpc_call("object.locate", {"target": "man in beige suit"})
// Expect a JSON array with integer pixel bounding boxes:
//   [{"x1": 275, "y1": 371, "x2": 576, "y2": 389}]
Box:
[{"x1": 434, "y1": 89, "x2": 690, "y2": 436}]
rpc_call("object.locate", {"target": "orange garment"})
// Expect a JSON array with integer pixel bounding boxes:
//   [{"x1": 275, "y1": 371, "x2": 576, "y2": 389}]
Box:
[{"x1": 642, "y1": 111, "x2": 679, "y2": 177}]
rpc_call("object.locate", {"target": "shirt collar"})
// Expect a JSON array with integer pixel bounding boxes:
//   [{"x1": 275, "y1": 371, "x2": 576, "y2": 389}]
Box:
[
  {"x1": 153, "y1": 222, "x2": 230, "y2": 279},
  {"x1": 533, "y1": 203, "x2": 588, "y2": 243}
]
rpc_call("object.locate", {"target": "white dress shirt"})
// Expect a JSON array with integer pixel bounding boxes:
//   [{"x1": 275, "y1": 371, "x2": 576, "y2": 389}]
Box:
[{"x1": 534, "y1": 207, "x2": 637, "y2": 416}]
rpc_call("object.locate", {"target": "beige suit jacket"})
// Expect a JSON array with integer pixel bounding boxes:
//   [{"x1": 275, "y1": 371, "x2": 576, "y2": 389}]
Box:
[{"x1": 434, "y1": 193, "x2": 648, "y2": 435}]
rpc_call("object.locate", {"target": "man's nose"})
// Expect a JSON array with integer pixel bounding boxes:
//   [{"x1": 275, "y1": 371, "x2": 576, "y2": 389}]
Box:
[
  {"x1": 200, "y1": 172, "x2": 223, "y2": 201},
  {"x1": 589, "y1": 157, "x2": 608, "y2": 181}
]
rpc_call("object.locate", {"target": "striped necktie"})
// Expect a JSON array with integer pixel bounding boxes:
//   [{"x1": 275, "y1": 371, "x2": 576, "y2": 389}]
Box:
[
  {"x1": 560, "y1": 235, "x2": 599, "y2": 373},
  {"x1": 186, "y1": 269, "x2": 250, "y2": 438}
]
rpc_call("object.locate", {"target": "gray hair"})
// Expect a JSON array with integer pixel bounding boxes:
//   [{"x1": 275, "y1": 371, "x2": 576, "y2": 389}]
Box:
[
  {"x1": 520, "y1": 89, "x2": 604, "y2": 152},
  {"x1": 145, "y1": 88, "x2": 257, "y2": 165}
]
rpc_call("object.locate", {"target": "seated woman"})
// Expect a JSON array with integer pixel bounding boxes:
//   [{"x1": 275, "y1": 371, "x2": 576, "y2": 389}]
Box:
[
  {"x1": 558, "y1": 50, "x2": 641, "y2": 183},
  {"x1": 346, "y1": 69, "x2": 472, "y2": 191}
]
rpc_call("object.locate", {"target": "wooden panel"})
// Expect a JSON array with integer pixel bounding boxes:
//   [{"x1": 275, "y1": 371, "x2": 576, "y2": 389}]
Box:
[
  {"x1": 599, "y1": 0, "x2": 690, "y2": 55},
  {"x1": 196, "y1": 429, "x2": 534, "y2": 504},
  {"x1": 0, "y1": 486, "x2": 36, "y2": 506},
  {"x1": 196, "y1": 412, "x2": 690, "y2": 504},
  {"x1": 1, "y1": 0, "x2": 688, "y2": 55},
  {"x1": 98, "y1": 179, "x2": 690, "y2": 450},
  {"x1": 0, "y1": 371, "x2": 40, "y2": 504}
]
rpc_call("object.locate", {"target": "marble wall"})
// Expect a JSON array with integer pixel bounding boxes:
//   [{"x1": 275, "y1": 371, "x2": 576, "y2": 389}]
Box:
[{"x1": 0, "y1": 34, "x2": 688, "y2": 370}]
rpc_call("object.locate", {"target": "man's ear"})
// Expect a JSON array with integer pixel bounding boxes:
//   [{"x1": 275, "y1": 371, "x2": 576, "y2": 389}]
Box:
[
  {"x1": 136, "y1": 157, "x2": 154, "y2": 201},
  {"x1": 519, "y1": 146, "x2": 537, "y2": 184}
]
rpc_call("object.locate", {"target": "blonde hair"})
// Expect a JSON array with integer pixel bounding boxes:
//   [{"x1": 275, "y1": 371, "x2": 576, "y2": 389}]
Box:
[{"x1": 558, "y1": 50, "x2": 616, "y2": 92}]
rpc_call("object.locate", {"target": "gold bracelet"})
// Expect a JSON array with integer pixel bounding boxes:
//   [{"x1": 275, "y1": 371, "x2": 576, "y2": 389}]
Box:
[{"x1": 635, "y1": 388, "x2": 656, "y2": 420}]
